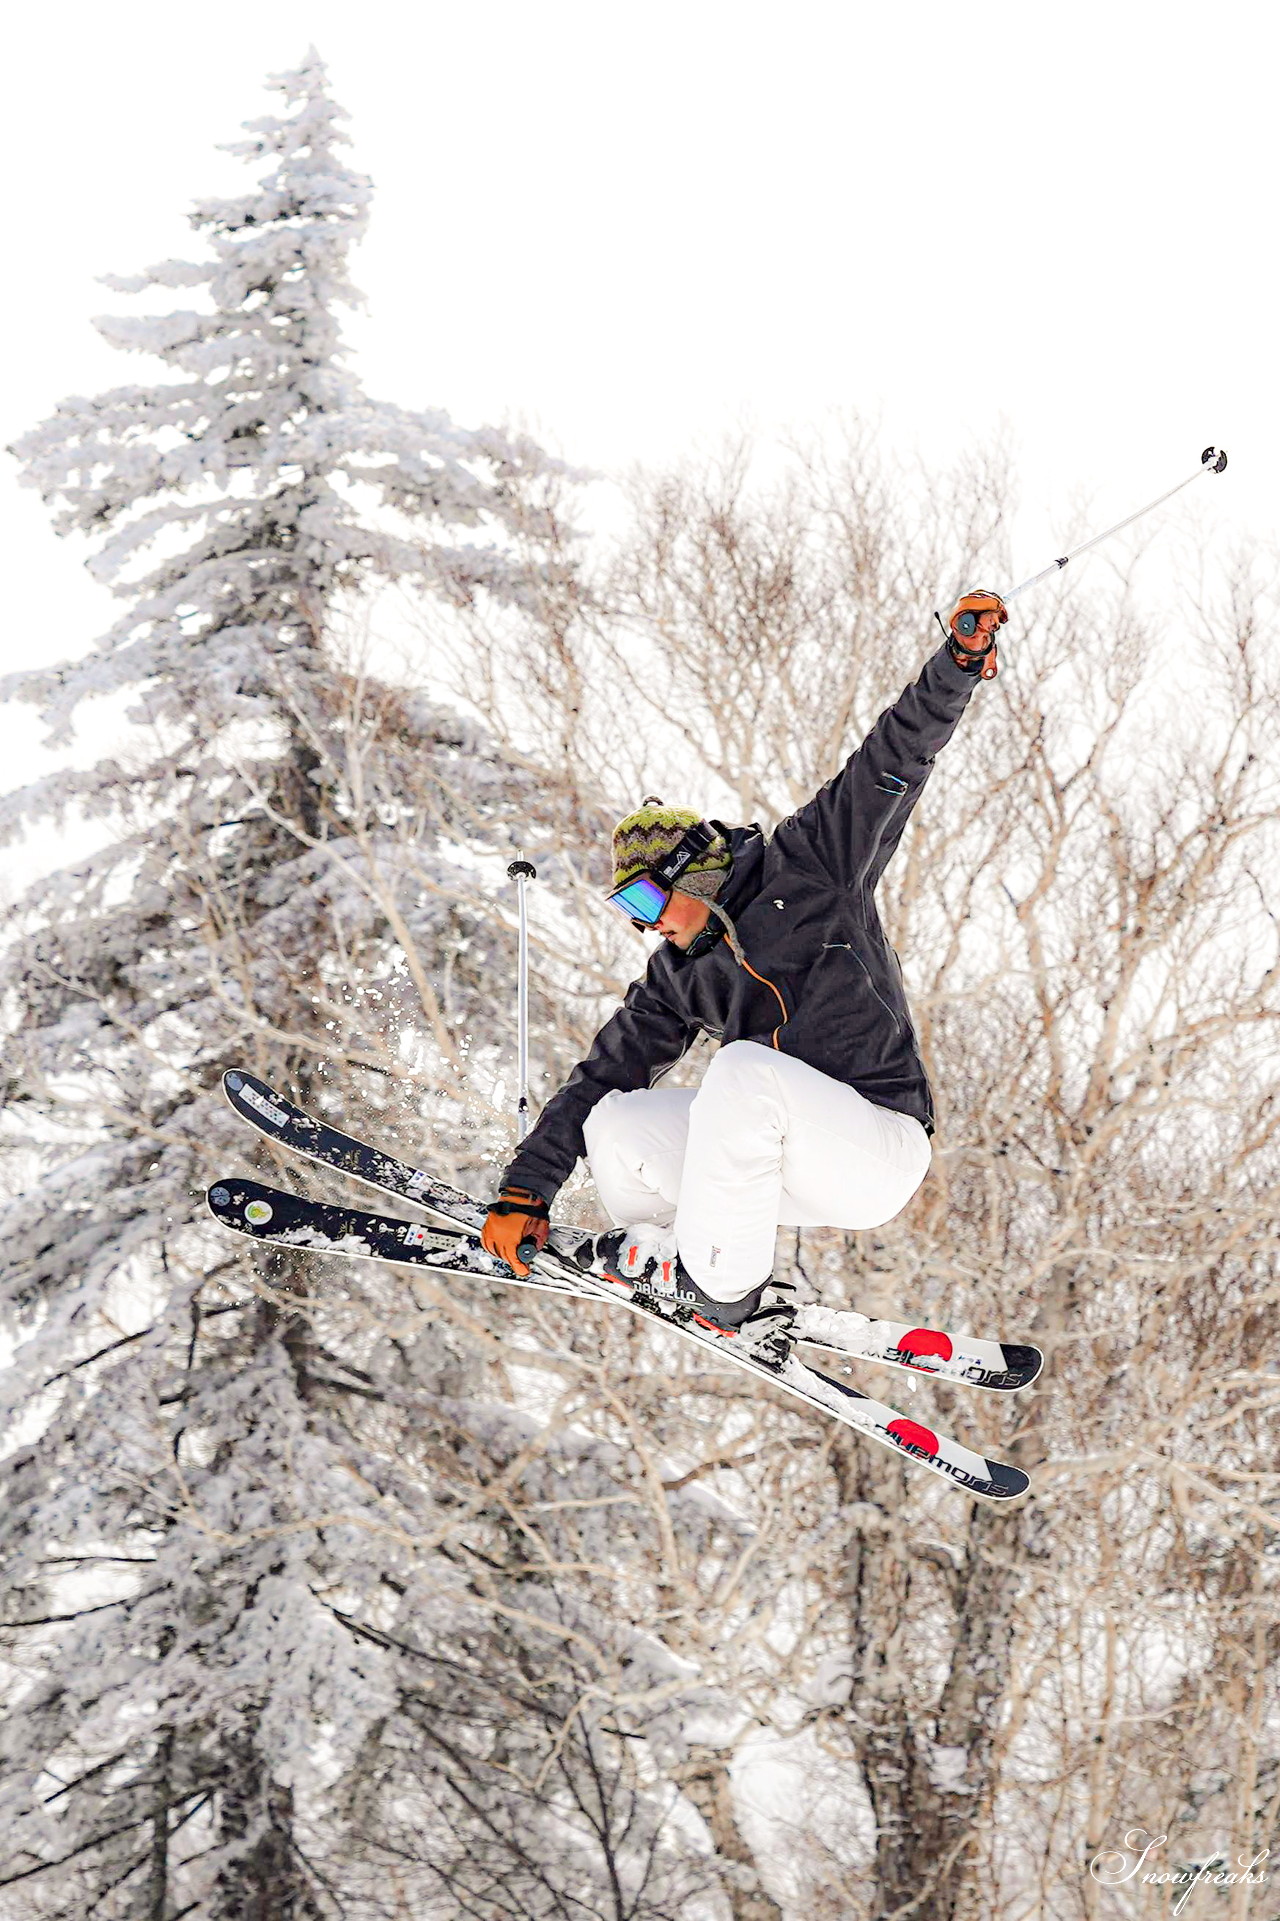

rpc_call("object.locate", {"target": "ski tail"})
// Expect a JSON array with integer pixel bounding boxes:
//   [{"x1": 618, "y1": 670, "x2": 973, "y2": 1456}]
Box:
[{"x1": 793, "y1": 1305, "x2": 1043, "y2": 1391}]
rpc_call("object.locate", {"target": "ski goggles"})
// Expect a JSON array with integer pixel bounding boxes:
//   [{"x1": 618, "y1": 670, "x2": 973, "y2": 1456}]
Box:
[
  {"x1": 607, "y1": 872, "x2": 674, "y2": 929},
  {"x1": 605, "y1": 819, "x2": 719, "y2": 930}
]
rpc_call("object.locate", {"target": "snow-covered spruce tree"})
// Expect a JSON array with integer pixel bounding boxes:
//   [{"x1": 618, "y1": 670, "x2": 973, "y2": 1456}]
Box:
[{"x1": 0, "y1": 55, "x2": 723, "y2": 1921}]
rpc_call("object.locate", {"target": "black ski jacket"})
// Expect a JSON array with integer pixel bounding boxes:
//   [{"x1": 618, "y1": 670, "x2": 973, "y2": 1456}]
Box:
[{"x1": 503, "y1": 643, "x2": 982, "y2": 1205}]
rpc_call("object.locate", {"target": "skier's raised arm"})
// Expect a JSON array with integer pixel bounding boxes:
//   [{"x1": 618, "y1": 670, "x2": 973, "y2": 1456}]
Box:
[{"x1": 774, "y1": 592, "x2": 1005, "y2": 892}]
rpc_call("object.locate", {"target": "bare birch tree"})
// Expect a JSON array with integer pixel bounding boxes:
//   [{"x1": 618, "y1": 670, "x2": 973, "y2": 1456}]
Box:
[{"x1": 419, "y1": 438, "x2": 1280, "y2": 1919}]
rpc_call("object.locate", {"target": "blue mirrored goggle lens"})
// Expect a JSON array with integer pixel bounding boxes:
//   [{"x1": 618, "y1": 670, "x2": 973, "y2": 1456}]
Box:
[{"x1": 607, "y1": 874, "x2": 670, "y2": 926}]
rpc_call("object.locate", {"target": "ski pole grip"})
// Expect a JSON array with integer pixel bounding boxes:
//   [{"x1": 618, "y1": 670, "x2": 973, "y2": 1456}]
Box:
[{"x1": 517, "y1": 1237, "x2": 540, "y2": 1265}]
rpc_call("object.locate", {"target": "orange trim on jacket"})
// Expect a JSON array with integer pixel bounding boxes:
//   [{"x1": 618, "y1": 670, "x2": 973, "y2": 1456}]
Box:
[{"x1": 740, "y1": 954, "x2": 788, "y2": 1048}]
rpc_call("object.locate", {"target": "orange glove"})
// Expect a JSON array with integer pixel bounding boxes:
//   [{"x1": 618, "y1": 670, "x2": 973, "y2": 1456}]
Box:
[
  {"x1": 481, "y1": 1187, "x2": 550, "y2": 1277},
  {"x1": 946, "y1": 589, "x2": 1007, "y2": 680}
]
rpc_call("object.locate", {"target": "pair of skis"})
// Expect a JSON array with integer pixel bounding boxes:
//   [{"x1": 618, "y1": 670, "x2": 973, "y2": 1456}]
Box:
[{"x1": 208, "y1": 1070, "x2": 1041, "y2": 1502}]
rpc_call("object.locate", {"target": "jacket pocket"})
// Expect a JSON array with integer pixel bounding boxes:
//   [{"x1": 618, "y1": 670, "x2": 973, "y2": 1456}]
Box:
[{"x1": 825, "y1": 941, "x2": 906, "y2": 1038}]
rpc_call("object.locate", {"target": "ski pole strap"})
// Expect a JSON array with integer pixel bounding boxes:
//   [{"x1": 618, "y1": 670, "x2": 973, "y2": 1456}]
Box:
[
  {"x1": 489, "y1": 1189, "x2": 550, "y2": 1222},
  {"x1": 940, "y1": 622, "x2": 999, "y2": 680}
]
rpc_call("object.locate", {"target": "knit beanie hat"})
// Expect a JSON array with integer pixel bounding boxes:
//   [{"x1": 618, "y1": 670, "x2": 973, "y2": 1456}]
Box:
[{"x1": 610, "y1": 798, "x2": 732, "y2": 900}]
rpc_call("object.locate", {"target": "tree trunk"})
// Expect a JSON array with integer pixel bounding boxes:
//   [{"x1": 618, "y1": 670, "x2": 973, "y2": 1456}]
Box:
[
  {"x1": 213, "y1": 1730, "x2": 323, "y2": 1921},
  {"x1": 837, "y1": 1256, "x2": 1078, "y2": 1920},
  {"x1": 145, "y1": 1725, "x2": 174, "y2": 1921},
  {"x1": 677, "y1": 1746, "x2": 784, "y2": 1921}
]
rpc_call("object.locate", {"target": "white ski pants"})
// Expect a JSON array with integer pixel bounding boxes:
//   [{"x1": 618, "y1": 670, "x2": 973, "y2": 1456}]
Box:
[{"x1": 582, "y1": 1040, "x2": 931, "y2": 1302}]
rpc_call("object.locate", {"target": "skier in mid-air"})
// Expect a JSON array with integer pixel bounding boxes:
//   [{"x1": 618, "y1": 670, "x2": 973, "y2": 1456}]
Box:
[{"x1": 482, "y1": 592, "x2": 1007, "y2": 1353}]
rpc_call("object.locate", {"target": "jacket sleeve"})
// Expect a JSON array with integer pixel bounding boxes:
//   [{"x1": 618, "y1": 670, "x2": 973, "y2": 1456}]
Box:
[
  {"x1": 775, "y1": 642, "x2": 982, "y2": 891},
  {"x1": 500, "y1": 967, "x2": 698, "y2": 1206}
]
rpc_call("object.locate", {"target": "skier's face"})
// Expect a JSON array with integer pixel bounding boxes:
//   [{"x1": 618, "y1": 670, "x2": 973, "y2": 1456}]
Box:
[{"x1": 654, "y1": 890, "x2": 713, "y2": 950}]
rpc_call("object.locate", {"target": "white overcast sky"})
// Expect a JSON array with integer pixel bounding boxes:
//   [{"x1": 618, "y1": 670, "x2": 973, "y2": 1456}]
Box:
[{"x1": 1, "y1": 0, "x2": 1272, "y2": 835}]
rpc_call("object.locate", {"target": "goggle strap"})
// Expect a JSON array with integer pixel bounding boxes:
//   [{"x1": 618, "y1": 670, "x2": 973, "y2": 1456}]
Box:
[{"x1": 650, "y1": 819, "x2": 716, "y2": 887}]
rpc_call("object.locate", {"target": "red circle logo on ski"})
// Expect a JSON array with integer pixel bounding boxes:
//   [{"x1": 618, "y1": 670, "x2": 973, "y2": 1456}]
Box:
[
  {"x1": 897, "y1": 1327, "x2": 953, "y2": 1362},
  {"x1": 887, "y1": 1417, "x2": 940, "y2": 1458}
]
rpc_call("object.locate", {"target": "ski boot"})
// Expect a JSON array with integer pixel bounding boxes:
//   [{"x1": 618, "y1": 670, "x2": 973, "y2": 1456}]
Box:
[{"x1": 573, "y1": 1223, "x2": 797, "y2": 1368}]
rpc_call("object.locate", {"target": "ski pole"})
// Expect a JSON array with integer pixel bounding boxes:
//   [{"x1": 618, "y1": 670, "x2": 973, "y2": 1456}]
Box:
[
  {"x1": 1003, "y1": 445, "x2": 1228, "y2": 608},
  {"x1": 507, "y1": 857, "x2": 536, "y2": 1145},
  {"x1": 506, "y1": 856, "x2": 542, "y2": 1267},
  {"x1": 942, "y1": 445, "x2": 1229, "y2": 635}
]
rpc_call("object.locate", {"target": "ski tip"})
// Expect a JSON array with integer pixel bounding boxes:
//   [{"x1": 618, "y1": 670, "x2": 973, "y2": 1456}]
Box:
[
  {"x1": 207, "y1": 1177, "x2": 281, "y2": 1235},
  {"x1": 208, "y1": 1176, "x2": 251, "y2": 1213},
  {"x1": 221, "y1": 1069, "x2": 295, "y2": 1134},
  {"x1": 207, "y1": 1180, "x2": 238, "y2": 1219},
  {"x1": 222, "y1": 1067, "x2": 277, "y2": 1097}
]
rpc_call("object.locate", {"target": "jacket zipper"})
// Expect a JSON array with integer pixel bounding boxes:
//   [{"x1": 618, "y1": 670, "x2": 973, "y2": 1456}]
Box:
[{"x1": 849, "y1": 944, "x2": 905, "y2": 1034}]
